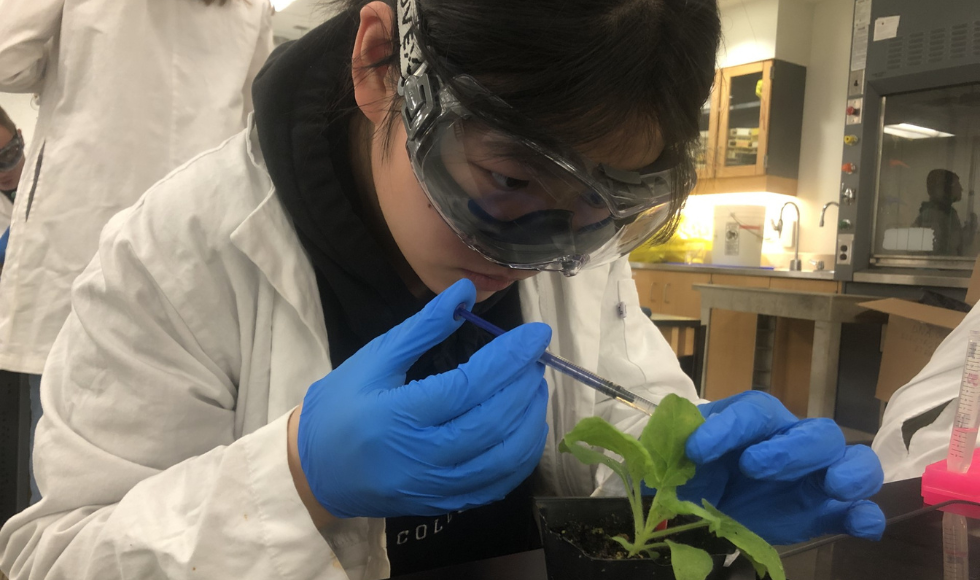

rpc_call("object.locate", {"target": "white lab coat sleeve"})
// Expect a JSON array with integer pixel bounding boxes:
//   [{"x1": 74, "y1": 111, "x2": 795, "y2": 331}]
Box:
[
  {"x1": 242, "y1": 4, "x2": 274, "y2": 122},
  {"x1": 591, "y1": 258, "x2": 705, "y2": 495},
  {"x1": 0, "y1": 0, "x2": 63, "y2": 92},
  {"x1": 0, "y1": 191, "x2": 359, "y2": 579}
]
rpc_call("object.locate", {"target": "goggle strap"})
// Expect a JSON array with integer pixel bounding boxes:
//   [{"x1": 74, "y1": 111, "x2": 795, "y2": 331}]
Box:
[{"x1": 397, "y1": 0, "x2": 424, "y2": 79}]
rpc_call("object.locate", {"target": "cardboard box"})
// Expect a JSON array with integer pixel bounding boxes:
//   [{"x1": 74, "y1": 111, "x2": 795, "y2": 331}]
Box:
[{"x1": 860, "y1": 256, "x2": 980, "y2": 401}]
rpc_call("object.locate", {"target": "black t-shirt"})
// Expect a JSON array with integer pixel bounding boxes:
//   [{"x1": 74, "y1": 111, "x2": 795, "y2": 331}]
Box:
[{"x1": 251, "y1": 14, "x2": 540, "y2": 577}]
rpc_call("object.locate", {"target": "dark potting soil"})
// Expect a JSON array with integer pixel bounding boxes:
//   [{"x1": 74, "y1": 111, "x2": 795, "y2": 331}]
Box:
[{"x1": 554, "y1": 513, "x2": 727, "y2": 563}]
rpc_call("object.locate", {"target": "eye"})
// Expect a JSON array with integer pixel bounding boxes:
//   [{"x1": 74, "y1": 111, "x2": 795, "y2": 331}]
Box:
[
  {"x1": 490, "y1": 172, "x2": 530, "y2": 191},
  {"x1": 583, "y1": 189, "x2": 605, "y2": 208}
]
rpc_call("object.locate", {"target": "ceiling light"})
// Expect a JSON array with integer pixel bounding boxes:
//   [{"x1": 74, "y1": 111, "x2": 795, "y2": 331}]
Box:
[
  {"x1": 883, "y1": 123, "x2": 954, "y2": 139},
  {"x1": 272, "y1": 0, "x2": 297, "y2": 11}
]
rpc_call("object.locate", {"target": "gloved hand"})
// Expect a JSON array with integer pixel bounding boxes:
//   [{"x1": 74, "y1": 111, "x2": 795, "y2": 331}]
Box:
[
  {"x1": 298, "y1": 278, "x2": 552, "y2": 519},
  {"x1": 0, "y1": 227, "x2": 9, "y2": 263},
  {"x1": 677, "y1": 391, "x2": 886, "y2": 545}
]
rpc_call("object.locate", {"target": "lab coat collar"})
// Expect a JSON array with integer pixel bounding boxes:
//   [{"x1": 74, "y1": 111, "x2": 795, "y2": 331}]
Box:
[{"x1": 230, "y1": 123, "x2": 330, "y2": 356}]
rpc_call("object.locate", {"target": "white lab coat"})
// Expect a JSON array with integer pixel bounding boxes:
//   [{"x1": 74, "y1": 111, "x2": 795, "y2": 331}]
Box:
[
  {"x1": 0, "y1": 0, "x2": 274, "y2": 374},
  {"x1": 872, "y1": 302, "x2": 980, "y2": 482},
  {"x1": 0, "y1": 123, "x2": 700, "y2": 580},
  {"x1": 0, "y1": 194, "x2": 12, "y2": 231}
]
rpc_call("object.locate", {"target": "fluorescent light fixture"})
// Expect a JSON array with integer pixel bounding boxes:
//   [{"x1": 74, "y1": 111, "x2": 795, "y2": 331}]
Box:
[
  {"x1": 883, "y1": 123, "x2": 954, "y2": 139},
  {"x1": 272, "y1": 0, "x2": 297, "y2": 11}
]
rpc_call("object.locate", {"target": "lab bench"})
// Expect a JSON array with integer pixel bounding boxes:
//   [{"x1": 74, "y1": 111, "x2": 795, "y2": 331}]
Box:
[{"x1": 630, "y1": 262, "x2": 846, "y2": 418}]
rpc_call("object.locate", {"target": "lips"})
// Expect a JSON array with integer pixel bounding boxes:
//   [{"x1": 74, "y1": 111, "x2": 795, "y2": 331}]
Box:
[{"x1": 461, "y1": 269, "x2": 520, "y2": 293}]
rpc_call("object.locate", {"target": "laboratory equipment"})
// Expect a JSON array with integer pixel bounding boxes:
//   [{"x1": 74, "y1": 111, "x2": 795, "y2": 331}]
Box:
[
  {"x1": 834, "y1": 0, "x2": 980, "y2": 285},
  {"x1": 922, "y1": 331, "x2": 980, "y2": 580},
  {"x1": 454, "y1": 306, "x2": 656, "y2": 416}
]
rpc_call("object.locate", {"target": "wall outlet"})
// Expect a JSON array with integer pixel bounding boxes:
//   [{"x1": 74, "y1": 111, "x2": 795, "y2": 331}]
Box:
[{"x1": 837, "y1": 234, "x2": 854, "y2": 266}]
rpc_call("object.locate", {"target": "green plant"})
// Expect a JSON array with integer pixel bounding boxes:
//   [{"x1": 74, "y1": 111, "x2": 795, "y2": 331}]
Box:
[{"x1": 559, "y1": 394, "x2": 786, "y2": 580}]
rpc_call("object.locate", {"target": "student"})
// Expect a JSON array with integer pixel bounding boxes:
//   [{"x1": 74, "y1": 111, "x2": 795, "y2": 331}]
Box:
[
  {"x1": 0, "y1": 105, "x2": 23, "y2": 224},
  {"x1": 0, "y1": 1, "x2": 885, "y2": 578},
  {"x1": 0, "y1": 0, "x2": 274, "y2": 504}
]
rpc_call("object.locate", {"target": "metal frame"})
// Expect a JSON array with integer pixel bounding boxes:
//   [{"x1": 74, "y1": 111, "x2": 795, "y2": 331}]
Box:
[{"x1": 868, "y1": 84, "x2": 980, "y2": 272}]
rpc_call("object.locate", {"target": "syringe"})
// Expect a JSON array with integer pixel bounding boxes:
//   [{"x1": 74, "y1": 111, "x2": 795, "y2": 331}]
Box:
[
  {"x1": 454, "y1": 305, "x2": 656, "y2": 416},
  {"x1": 947, "y1": 330, "x2": 980, "y2": 473}
]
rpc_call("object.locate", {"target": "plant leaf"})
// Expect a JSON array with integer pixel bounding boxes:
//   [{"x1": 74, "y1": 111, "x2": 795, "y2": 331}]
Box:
[
  {"x1": 665, "y1": 540, "x2": 713, "y2": 580},
  {"x1": 657, "y1": 489, "x2": 719, "y2": 525},
  {"x1": 639, "y1": 394, "x2": 704, "y2": 490},
  {"x1": 560, "y1": 416, "x2": 653, "y2": 488},
  {"x1": 700, "y1": 501, "x2": 786, "y2": 580},
  {"x1": 558, "y1": 438, "x2": 630, "y2": 485}
]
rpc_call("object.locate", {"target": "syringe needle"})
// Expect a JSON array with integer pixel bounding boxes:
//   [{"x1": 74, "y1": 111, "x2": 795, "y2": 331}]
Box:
[{"x1": 454, "y1": 306, "x2": 656, "y2": 416}]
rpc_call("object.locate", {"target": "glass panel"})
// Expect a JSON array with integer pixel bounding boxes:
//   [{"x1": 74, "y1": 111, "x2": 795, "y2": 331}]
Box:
[
  {"x1": 695, "y1": 101, "x2": 712, "y2": 174},
  {"x1": 724, "y1": 71, "x2": 764, "y2": 168},
  {"x1": 873, "y1": 83, "x2": 980, "y2": 261}
]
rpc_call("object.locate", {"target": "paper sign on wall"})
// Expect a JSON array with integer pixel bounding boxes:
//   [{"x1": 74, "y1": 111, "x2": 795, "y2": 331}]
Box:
[{"x1": 874, "y1": 16, "x2": 901, "y2": 41}]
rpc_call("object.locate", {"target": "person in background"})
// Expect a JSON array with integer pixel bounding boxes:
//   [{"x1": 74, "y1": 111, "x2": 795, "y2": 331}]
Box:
[
  {"x1": 0, "y1": 0, "x2": 274, "y2": 504},
  {"x1": 913, "y1": 169, "x2": 977, "y2": 255},
  {"x1": 0, "y1": 104, "x2": 24, "y2": 236},
  {"x1": 1, "y1": 0, "x2": 884, "y2": 577},
  {"x1": 874, "y1": 300, "x2": 980, "y2": 481}
]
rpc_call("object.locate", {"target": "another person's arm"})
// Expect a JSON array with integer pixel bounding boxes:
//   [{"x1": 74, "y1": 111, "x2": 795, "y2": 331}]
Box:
[{"x1": 0, "y1": 0, "x2": 63, "y2": 92}]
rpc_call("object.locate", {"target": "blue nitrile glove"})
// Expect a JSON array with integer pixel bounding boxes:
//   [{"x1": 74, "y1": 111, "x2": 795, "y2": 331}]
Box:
[
  {"x1": 298, "y1": 279, "x2": 552, "y2": 519},
  {"x1": 0, "y1": 227, "x2": 9, "y2": 263},
  {"x1": 677, "y1": 391, "x2": 886, "y2": 545}
]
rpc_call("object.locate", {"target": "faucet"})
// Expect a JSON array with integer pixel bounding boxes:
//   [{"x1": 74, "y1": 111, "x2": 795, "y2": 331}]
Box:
[
  {"x1": 819, "y1": 201, "x2": 839, "y2": 227},
  {"x1": 771, "y1": 202, "x2": 802, "y2": 271}
]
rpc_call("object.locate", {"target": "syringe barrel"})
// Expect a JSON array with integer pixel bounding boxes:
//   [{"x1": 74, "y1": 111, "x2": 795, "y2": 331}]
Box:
[{"x1": 948, "y1": 330, "x2": 980, "y2": 473}]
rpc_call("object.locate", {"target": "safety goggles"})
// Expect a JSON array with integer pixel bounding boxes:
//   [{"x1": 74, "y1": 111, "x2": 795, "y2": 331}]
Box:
[
  {"x1": 396, "y1": 1, "x2": 692, "y2": 275},
  {"x1": 399, "y1": 69, "x2": 689, "y2": 275},
  {"x1": 0, "y1": 131, "x2": 24, "y2": 173}
]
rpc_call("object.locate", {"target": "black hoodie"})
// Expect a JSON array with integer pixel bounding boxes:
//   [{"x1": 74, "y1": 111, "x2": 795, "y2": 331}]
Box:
[{"x1": 251, "y1": 13, "x2": 539, "y2": 576}]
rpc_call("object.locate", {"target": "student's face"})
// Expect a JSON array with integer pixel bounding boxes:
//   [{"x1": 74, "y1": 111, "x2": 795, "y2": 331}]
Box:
[
  {"x1": 952, "y1": 177, "x2": 964, "y2": 203},
  {"x1": 0, "y1": 126, "x2": 24, "y2": 192},
  {"x1": 352, "y1": 2, "x2": 664, "y2": 302}
]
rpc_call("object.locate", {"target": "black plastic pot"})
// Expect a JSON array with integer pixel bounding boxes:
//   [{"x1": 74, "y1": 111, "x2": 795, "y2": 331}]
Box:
[{"x1": 535, "y1": 497, "x2": 764, "y2": 580}]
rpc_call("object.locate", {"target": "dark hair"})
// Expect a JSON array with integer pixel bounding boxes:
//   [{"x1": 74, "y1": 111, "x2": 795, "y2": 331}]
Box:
[
  {"x1": 927, "y1": 169, "x2": 960, "y2": 198},
  {"x1": 330, "y1": 0, "x2": 721, "y2": 244},
  {"x1": 0, "y1": 105, "x2": 15, "y2": 136}
]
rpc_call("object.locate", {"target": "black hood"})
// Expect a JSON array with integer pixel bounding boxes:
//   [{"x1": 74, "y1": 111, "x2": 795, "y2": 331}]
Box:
[
  {"x1": 250, "y1": 14, "x2": 522, "y2": 374},
  {"x1": 251, "y1": 16, "x2": 535, "y2": 574}
]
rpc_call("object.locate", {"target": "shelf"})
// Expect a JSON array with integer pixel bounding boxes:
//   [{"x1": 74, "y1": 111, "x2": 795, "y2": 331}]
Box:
[
  {"x1": 691, "y1": 174, "x2": 798, "y2": 196},
  {"x1": 729, "y1": 102, "x2": 762, "y2": 111}
]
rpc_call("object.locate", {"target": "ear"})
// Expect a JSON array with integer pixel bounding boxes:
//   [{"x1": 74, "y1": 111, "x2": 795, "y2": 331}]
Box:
[{"x1": 352, "y1": 1, "x2": 398, "y2": 126}]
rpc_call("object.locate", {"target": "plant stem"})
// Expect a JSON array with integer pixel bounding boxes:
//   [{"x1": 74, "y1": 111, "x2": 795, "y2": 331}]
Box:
[
  {"x1": 628, "y1": 477, "x2": 646, "y2": 554},
  {"x1": 645, "y1": 520, "x2": 711, "y2": 541}
]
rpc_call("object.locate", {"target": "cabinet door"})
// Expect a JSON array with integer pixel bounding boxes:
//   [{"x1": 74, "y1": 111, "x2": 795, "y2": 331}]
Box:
[
  {"x1": 716, "y1": 61, "x2": 772, "y2": 179},
  {"x1": 768, "y1": 277, "x2": 838, "y2": 417},
  {"x1": 631, "y1": 270, "x2": 662, "y2": 313},
  {"x1": 703, "y1": 275, "x2": 771, "y2": 400},
  {"x1": 696, "y1": 70, "x2": 723, "y2": 180},
  {"x1": 661, "y1": 272, "x2": 711, "y2": 318}
]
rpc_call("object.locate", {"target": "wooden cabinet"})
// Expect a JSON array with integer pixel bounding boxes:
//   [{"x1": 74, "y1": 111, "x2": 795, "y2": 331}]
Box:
[
  {"x1": 702, "y1": 275, "x2": 771, "y2": 401},
  {"x1": 694, "y1": 59, "x2": 807, "y2": 196},
  {"x1": 632, "y1": 270, "x2": 710, "y2": 319}
]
